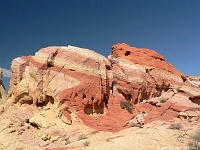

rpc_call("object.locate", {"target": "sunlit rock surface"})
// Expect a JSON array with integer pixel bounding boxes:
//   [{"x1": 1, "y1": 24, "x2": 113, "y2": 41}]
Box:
[{"x1": 6, "y1": 43, "x2": 200, "y2": 132}]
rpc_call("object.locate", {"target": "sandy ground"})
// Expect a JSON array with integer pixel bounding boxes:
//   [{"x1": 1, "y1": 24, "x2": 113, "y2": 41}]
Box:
[
  {"x1": 0, "y1": 104, "x2": 199, "y2": 150},
  {"x1": 64, "y1": 120, "x2": 199, "y2": 150}
]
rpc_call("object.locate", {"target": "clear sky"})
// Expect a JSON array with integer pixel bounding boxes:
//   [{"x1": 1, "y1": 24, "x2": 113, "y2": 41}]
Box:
[{"x1": 0, "y1": 0, "x2": 200, "y2": 91}]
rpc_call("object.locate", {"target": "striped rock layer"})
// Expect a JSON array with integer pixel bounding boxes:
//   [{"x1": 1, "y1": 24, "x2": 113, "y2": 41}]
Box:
[{"x1": 7, "y1": 43, "x2": 200, "y2": 131}]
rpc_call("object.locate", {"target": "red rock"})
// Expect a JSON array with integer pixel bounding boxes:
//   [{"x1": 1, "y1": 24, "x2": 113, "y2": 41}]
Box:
[
  {"x1": 6, "y1": 43, "x2": 199, "y2": 132},
  {"x1": 111, "y1": 43, "x2": 184, "y2": 77}
]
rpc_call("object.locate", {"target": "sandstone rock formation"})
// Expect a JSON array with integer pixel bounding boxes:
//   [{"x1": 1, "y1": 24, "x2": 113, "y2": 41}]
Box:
[
  {"x1": 6, "y1": 43, "x2": 200, "y2": 132},
  {"x1": 109, "y1": 43, "x2": 188, "y2": 104},
  {"x1": 187, "y1": 75, "x2": 200, "y2": 88},
  {"x1": 0, "y1": 68, "x2": 7, "y2": 104}
]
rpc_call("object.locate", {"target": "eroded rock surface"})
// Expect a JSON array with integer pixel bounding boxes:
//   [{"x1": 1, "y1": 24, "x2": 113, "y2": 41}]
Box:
[
  {"x1": 0, "y1": 68, "x2": 7, "y2": 104},
  {"x1": 187, "y1": 75, "x2": 200, "y2": 87},
  {"x1": 6, "y1": 43, "x2": 200, "y2": 133}
]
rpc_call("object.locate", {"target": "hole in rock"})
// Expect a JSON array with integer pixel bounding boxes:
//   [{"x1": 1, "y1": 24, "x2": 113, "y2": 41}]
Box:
[
  {"x1": 94, "y1": 102, "x2": 104, "y2": 114},
  {"x1": 47, "y1": 96, "x2": 54, "y2": 104},
  {"x1": 69, "y1": 69, "x2": 75, "y2": 71},
  {"x1": 24, "y1": 119, "x2": 29, "y2": 123},
  {"x1": 37, "y1": 95, "x2": 54, "y2": 107},
  {"x1": 112, "y1": 80, "x2": 117, "y2": 86},
  {"x1": 105, "y1": 65, "x2": 112, "y2": 70},
  {"x1": 103, "y1": 94, "x2": 108, "y2": 108},
  {"x1": 47, "y1": 62, "x2": 54, "y2": 67},
  {"x1": 84, "y1": 104, "x2": 93, "y2": 115},
  {"x1": 181, "y1": 75, "x2": 187, "y2": 82},
  {"x1": 126, "y1": 94, "x2": 132, "y2": 101},
  {"x1": 145, "y1": 68, "x2": 153, "y2": 73},
  {"x1": 16, "y1": 93, "x2": 33, "y2": 105},
  {"x1": 91, "y1": 97, "x2": 94, "y2": 100},
  {"x1": 189, "y1": 97, "x2": 200, "y2": 105},
  {"x1": 133, "y1": 87, "x2": 137, "y2": 90},
  {"x1": 82, "y1": 94, "x2": 86, "y2": 99},
  {"x1": 134, "y1": 98, "x2": 139, "y2": 104},
  {"x1": 125, "y1": 51, "x2": 130, "y2": 56},
  {"x1": 30, "y1": 122, "x2": 39, "y2": 129},
  {"x1": 84, "y1": 102, "x2": 104, "y2": 115}
]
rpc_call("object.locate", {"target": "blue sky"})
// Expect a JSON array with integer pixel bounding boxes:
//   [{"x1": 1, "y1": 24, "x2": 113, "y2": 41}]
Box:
[{"x1": 0, "y1": 0, "x2": 200, "y2": 91}]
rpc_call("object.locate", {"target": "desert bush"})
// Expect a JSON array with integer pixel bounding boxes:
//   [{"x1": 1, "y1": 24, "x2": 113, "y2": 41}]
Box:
[
  {"x1": 77, "y1": 134, "x2": 87, "y2": 141},
  {"x1": 160, "y1": 98, "x2": 167, "y2": 103},
  {"x1": 120, "y1": 100, "x2": 132, "y2": 113},
  {"x1": 188, "y1": 130, "x2": 200, "y2": 150},
  {"x1": 83, "y1": 141, "x2": 90, "y2": 147},
  {"x1": 169, "y1": 123, "x2": 182, "y2": 130}
]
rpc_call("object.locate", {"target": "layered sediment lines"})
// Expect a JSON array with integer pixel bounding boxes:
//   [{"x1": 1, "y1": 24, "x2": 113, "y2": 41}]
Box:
[{"x1": 7, "y1": 43, "x2": 200, "y2": 131}]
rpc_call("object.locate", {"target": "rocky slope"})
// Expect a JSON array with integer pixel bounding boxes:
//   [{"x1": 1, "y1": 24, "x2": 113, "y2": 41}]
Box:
[
  {"x1": 0, "y1": 43, "x2": 199, "y2": 150},
  {"x1": 0, "y1": 68, "x2": 7, "y2": 104}
]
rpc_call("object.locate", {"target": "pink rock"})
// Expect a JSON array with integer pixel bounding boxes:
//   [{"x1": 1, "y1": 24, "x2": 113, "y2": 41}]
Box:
[{"x1": 6, "y1": 43, "x2": 199, "y2": 132}]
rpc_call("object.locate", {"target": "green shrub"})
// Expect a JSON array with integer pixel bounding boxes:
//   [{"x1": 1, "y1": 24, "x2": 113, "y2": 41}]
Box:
[
  {"x1": 77, "y1": 134, "x2": 87, "y2": 141},
  {"x1": 120, "y1": 100, "x2": 132, "y2": 113},
  {"x1": 169, "y1": 123, "x2": 182, "y2": 130}
]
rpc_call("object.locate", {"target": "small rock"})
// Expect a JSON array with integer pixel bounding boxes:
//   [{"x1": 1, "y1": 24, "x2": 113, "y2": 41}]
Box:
[
  {"x1": 41, "y1": 133, "x2": 51, "y2": 141},
  {"x1": 129, "y1": 113, "x2": 145, "y2": 127},
  {"x1": 29, "y1": 117, "x2": 42, "y2": 129},
  {"x1": 50, "y1": 136, "x2": 60, "y2": 142}
]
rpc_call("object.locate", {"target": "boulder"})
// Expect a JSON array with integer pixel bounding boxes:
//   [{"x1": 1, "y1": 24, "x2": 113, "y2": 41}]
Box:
[{"x1": 128, "y1": 113, "x2": 145, "y2": 127}]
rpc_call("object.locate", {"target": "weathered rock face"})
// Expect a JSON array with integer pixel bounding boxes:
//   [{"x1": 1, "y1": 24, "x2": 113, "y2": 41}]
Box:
[
  {"x1": 7, "y1": 43, "x2": 200, "y2": 132},
  {"x1": 187, "y1": 75, "x2": 200, "y2": 88},
  {"x1": 0, "y1": 68, "x2": 7, "y2": 104},
  {"x1": 108, "y1": 43, "x2": 189, "y2": 104},
  {"x1": 8, "y1": 46, "x2": 111, "y2": 113}
]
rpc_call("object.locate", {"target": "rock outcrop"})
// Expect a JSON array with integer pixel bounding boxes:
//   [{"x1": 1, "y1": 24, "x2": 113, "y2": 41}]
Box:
[
  {"x1": 6, "y1": 43, "x2": 200, "y2": 132},
  {"x1": 0, "y1": 68, "x2": 7, "y2": 104},
  {"x1": 187, "y1": 75, "x2": 200, "y2": 88},
  {"x1": 109, "y1": 43, "x2": 188, "y2": 104}
]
